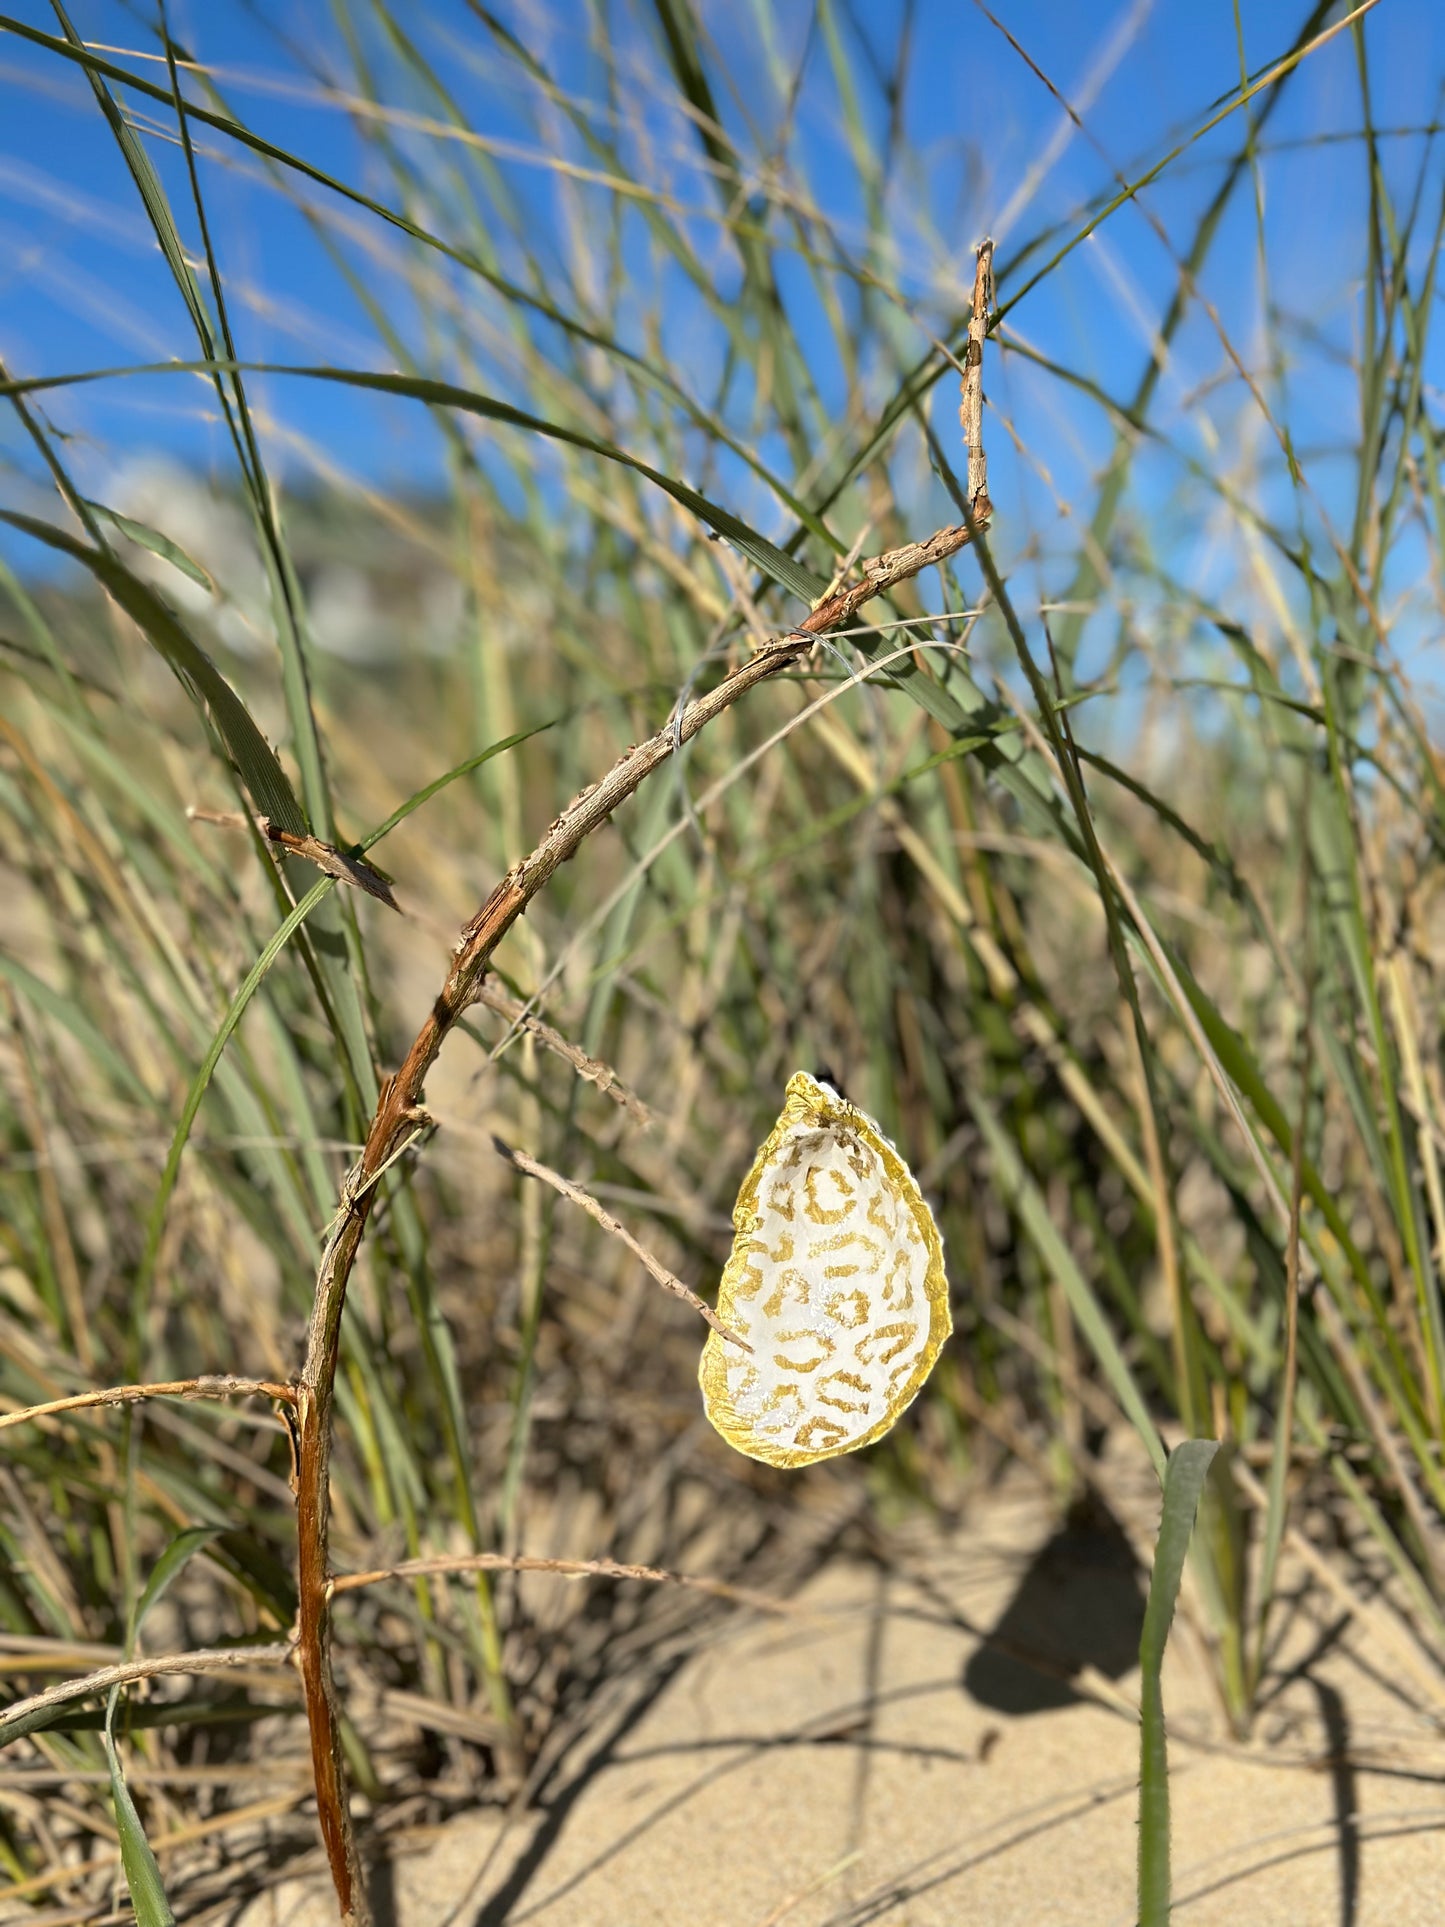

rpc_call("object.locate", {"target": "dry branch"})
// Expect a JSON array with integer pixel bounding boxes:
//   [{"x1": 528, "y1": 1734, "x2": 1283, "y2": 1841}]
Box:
[
  {"x1": 293, "y1": 280, "x2": 995, "y2": 1921},
  {"x1": 189, "y1": 807, "x2": 399, "y2": 909},
  {"x1": 475, "y1": 981, "x2": 651, "y2": 1123},
  {"x1": 0, "y1": 1643, "x2": 295, "y2": 1745},
  {"x1": 330, "y1": 1549, "x2": 793, "y2": 1616},
  {"x1": 493, "y1": 1139, "x2": 750, "y2": 1349},
  {"x1": 962, "y1": 239, "x2": 994, "y2": 512},
  {"x1": 0, "y1": 1375, "x2": 293, "y2": 1434}
]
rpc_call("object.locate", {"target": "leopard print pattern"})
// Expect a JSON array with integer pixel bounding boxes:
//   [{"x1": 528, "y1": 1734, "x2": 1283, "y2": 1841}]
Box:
[{"x1": 700, "y1": 1072, "x2": 950, "y2": 1468}]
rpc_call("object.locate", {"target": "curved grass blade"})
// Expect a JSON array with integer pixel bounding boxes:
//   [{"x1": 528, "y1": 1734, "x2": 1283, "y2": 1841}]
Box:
[
  {"x1": 0, "y1": 361, "x2": 1082, "y2": 772},
  {"x1": 1138, "y1": 1439, "x2": 1220, "y2": 1927},
  {"x1": 103, "y1": 1724, "x2": 176, "y2": 1927},
  {"x1": 95, "y1": 1521, "x2": 224, "y2": 1927},
  {"x1": 140, "y1": 724, "x2": 551, "y2": 1296},
  {"x1": 234, "y1": 368, "x2": 834, "y2": 606},
  {"x1": 80, "y1": 501, "x2": 214, "y2": 592},
  {"x1": 133, "y1": 1527, "x2": 227, "y2": 1640},
  {"x1": 49, "y1": 0, "x2": 209, "y2": 345},
  {"x1": 0, "y1": 509, "x2": 305, "y2": 835},
  {"x1": 0, "y1": 362, "x2": 830, "y2": 608}
]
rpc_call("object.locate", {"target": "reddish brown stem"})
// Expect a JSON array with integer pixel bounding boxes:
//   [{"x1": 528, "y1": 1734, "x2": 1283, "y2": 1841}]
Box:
[{"x1": 293, "y1": 508, "x2": 991, "y2": 1922}]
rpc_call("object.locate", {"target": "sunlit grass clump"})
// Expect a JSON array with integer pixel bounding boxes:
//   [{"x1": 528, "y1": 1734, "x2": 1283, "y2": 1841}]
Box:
[{"x1": 1, "y1": 3, "x2": 1441, "y2": 1921}]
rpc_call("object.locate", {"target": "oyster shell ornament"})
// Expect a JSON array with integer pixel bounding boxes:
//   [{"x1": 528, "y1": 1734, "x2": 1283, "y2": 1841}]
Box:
[{"x1": 700, "y1": 1071, "x2": 950, "y2": 1467}]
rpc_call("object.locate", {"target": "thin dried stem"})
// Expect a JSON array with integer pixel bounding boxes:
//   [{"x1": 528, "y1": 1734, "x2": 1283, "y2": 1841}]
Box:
[
  {"x1": 805, "y1": 513, "x2": 991, "y2": 634},
  {"x1": 495, "y1": 1140, "x2": 750, "y2": 1349},
  {"x1": 475, "y1": 981, "x2": 652, "y2": 1123},
  {"x1": 0, "y1": 1643, "x2": 295, "y2": 1744},
  {"x1": 188, "y1": 807, "x2": 398, "y2": 908},
  {"x1": 0, "y1": 1376, "x2": 294, "y2": 1432},
  {"x1": 330, "y1": 1549, "x2": 793, "y2": 1615}
]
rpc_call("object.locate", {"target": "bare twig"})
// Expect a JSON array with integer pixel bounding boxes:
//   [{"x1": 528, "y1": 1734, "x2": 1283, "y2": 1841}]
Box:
[
  {"x1": 475, "y1": 982, "x2": 651, "y2": 1124},
  {"x1": 188, "y1": 806, "x2": 398, "y2": 910},
  {"x1": 493, "y1": 1139, "x2": 750, "y2": 1350},
  {"x1": 804, "y1": 515, "x2": 991, "y2": 636},
  {"x1": 0, "y1": 1375, "x2": 294, "y2": 1433},
  {"x1": 0, "y1": 1643, "x2": 295, "y2": 1745},
  {"x1": 331, "y1": 1549, "x2": 792, "y2": 1615}
]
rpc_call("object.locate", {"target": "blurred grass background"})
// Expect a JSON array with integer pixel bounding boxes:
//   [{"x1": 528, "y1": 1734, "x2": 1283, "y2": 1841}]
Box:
[{"x1": 3, "y1": 0, "x2": 1445, "y2": 1914}]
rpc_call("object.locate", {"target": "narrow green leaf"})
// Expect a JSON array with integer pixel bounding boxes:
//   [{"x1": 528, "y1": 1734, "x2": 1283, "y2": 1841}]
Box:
[
  {"x1": 103, "y1": 1728, "x2": 177, "y2": 1927},
  {"x1": 50, "y1": 0, "x2": 213, "y2": 353},
  {"x1": 1138, "y1": 1439, "x2": 1220, "y2": 1927},
  {"x1": 0, "y1": 510, "x2": 305, "y2": 835},
  {"x1": 0, "y1": 360, "x2": 830, "y2": 607},
  {"x1": 968, "y1": 1089, "x2": 1167, "y2": 1479},
  {"x1": 133, "y1": 1528, "x2": 226, "y2": 1641},
  {"x1": 138, "y1": 875, "x2": 331, "y2": 1306},
  {"x1": 0, "y1": 1698, "x2": 90, "y2": 1746},
  {"x1": 82, "y1": 499, "x2": 214, "y2": 592},
  {"x1": 253, "y1": 366, "x2": 830, "y2": 605}
]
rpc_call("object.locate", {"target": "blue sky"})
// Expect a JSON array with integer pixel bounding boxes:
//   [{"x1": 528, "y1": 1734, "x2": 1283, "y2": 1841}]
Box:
[{"x1": 0, "y1": 0, "x2": 1441, "y2": 665}]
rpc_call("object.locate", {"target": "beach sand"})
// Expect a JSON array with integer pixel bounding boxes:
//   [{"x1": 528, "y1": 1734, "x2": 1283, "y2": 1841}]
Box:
[{"x1": 236, "y1": 1452, "x2": 1445, "y2": 1925}]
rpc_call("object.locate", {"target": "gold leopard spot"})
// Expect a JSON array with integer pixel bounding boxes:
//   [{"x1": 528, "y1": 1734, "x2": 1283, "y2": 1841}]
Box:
[{"x1": 824, "y1": 1289, "x2": 869, "y2": 1328}]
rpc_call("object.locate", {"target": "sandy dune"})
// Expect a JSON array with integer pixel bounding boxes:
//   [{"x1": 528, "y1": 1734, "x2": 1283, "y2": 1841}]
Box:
[{"x1": 236, "y1": 1460, "x2": 1445, "y2": 1925}]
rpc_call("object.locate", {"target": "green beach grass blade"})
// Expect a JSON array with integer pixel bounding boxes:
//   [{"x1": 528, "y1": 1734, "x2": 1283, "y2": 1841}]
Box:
[
  {"x1": 93, "y1": 1524, "x2": 225, "y2": 1927},
  {"x1": 0, "y1": 509, "x2": 306, "y2": 835},
  {"x1": 103, "y1": 1723, "x2": 176, "y2": 1927},
  {"x1": 80, "y1": 501, "x2": 214, "y2": 593},
  {"x1": 1138, "y1": 1440, "x2": 1221, "y2": 1927},
  {"x1": 0, "y1": 361, "x2": 829, "y2": 608},
  {"x1": 133, "y1": 1527, "x2": 227, "y2": 1639}
]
